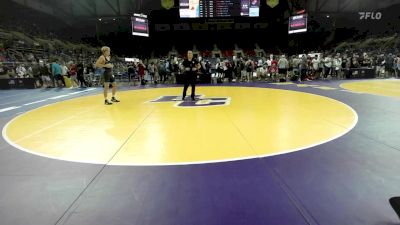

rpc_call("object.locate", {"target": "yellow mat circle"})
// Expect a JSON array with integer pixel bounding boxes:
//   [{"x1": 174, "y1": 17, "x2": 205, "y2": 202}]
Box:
[
  {"x1": 3, "y1": 87, "x2": 357, "y2": 165},
  {"x1": 341, "y1": 79, "x2": 400, "y2": 98}
]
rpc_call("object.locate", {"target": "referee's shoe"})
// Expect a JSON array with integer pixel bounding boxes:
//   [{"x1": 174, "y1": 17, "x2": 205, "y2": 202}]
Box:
[{"x1": 390, "y1": 197, "x2": 400, "y2": 220}]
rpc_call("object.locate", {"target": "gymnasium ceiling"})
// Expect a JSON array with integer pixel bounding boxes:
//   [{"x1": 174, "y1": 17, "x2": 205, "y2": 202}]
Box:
[{"x1": 9, "y1": 0, "x2": 400, "y2": 22}]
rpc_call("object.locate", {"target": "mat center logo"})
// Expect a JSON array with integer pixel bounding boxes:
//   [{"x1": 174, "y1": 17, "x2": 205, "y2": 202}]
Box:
[{"x1": 149, "y1": 95, "x2": 231, "y2": 107}]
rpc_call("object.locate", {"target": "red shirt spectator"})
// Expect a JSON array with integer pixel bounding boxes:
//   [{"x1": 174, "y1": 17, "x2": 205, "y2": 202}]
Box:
[
  {"x1": 69, "y1": 64, "x2": 77, "y2": 76},
  {"x1": 138, "y1": 63, "x2": 145, "y2": 78},
  {"x1": 270, "y1": 60, "x2": 278, "y2": 73}
]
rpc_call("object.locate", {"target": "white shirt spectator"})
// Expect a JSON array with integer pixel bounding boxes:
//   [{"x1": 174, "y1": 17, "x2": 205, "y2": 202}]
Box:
[
  {"x1": 278, "y1": 57, "x2": 289, "y2": 69},
  {"x1": 312, "y1": 58, "x2": 320, "y2": 70},
  {"x1": 149, "y1": 64, "x2": 155, "y2": 74},
  {"x1": 62, "y1": 65, "x2": 69, "y2": 76},
  {"x1": 266, "y1": 59, "x2": 272, "y2": 67},
  {"x1": 16, "y1": 65, "x2": 26, "y2": 78},
  {"x1": 324, "y1": 57, "x2": 332, "y2": 68},
  {"x1": 396, "y1": 56, "x2": 400, "y2": 70},
  {"x1": 26, "y1": 66, "x2": 33, "y2": 77},
  {"x1": 333, "y1": 57, "x2": 342, "y2": 70},
  {"x1": 257, "y1": 59, "x2": 263, "y2": 67},
  {"x1": 292, "y1": 57, "x2": 300, "y2": 69}
]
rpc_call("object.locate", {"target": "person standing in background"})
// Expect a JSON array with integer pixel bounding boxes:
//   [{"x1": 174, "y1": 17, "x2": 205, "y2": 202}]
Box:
[
  {"x1": 51, "y1": 60, "x2": 65, "y2": 87},
  {"x1": 76, "y1": 61, "x2": 88, "y2": 88},
  {"x1": 95, "y1": 46, "x2": 120, "y2": 105},
  {"x1": 182, "y1": 50, "x2": 200, "y2": 101}
]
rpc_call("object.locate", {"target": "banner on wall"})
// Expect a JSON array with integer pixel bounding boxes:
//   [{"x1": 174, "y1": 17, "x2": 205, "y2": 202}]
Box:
[
  {"x1": 161, "y1": 0, "x2": 174, "y2": 10},
  {"x1": 267, "y1": 0, "x2": 279, "y2": 8}
]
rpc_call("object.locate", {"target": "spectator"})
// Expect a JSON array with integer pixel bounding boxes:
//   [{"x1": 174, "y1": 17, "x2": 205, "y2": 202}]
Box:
[
  {"x1": 76, "y1": 62, "x2": 88, "y2": 87},
  {"x1": 300, "y1": 54, "x2": 309, "y2": 81},
  {"x1": 16, "y1": 64, "x2": 26, "y2": 78},
  {"x1": 312, "y1": 55, "x2": 320, "y2": 79},
  {"x1": 51, "y1": 61, "x2": 64, "y2": 87},
  {"x1": 332, "y1": 55, "x2": 342, "y2": 79},
  {"x1": 158, "y1": 60, "x2": 167, "y2": 83},
  {"x1": 41, "y1": 63, "x2": 53, "y2": 88},
  {"x1": 278, "y1": 55, "x2": 289, "y2": 82},
  {"x1": 385, "y1": 53, "x2": 395, "y2": 78},
  {"x1": 395, "y1": 54, "x2": 400, "y2": 78},
  {"x1": 323, "y1": 55, "x2": 332, "y2": 79}
]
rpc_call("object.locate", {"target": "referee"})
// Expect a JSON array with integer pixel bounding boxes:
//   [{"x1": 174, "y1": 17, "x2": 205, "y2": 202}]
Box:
[{"x1": 182, "y1": 50, "x2": 200, "y2": 101}]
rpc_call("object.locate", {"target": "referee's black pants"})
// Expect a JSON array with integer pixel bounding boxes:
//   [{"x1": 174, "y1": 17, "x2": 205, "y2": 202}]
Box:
[{"x1": 182, "y1": 73, "x2": 196, "y2": 100}]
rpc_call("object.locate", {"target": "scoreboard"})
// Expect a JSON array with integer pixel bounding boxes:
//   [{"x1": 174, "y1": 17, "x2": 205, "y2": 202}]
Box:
[
  {"x1": 131, "y1": 14, "x2": 149, "y2": 37},
  {"x1": 179, "y1": 0, "x2": 260, "y2": 18},
  {"x1": 288, "y1": 14, "x2": 308, "y2": 34}
]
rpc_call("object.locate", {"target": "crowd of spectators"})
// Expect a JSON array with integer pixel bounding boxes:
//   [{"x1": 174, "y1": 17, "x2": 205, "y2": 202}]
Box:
[
  {"x1": 1, "y1": 22, "x2": 399, "y2": 89},
  {"x1": 122, "y1": 50, "x2": 399, "y2": 85}
]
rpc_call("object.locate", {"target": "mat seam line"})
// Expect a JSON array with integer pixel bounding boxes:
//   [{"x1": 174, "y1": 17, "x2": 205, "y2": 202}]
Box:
[
  {"x1": 354, "y1": 131, "x2": 400, "y2": 152},
  {"x1": 222, "y1": 108, "x2": 259, "y2": 157},
  {"x1": 268, "y1": 166, "x2": 319, "y2": 225},
  {"x1": 53, "y1": 108, "x2": 156, "y2": 225}
]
